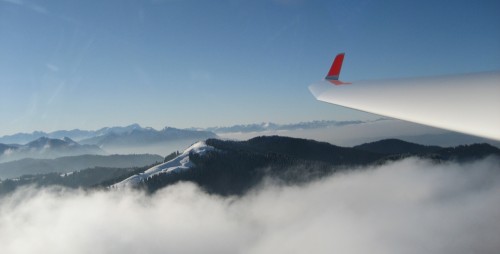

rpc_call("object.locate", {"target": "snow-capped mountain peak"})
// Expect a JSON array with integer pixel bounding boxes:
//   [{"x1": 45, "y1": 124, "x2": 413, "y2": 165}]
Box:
[{"x1": 111, "y1": 141, "x2": 215, "y2": 188}]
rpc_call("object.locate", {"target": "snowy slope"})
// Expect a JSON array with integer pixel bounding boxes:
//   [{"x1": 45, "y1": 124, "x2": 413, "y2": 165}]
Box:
[{"x1": 111, "y1": 141, "x2": 215, "y2": 188}]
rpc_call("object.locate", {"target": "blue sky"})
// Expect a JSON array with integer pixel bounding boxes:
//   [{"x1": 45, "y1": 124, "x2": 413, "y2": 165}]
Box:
[{"x1": 1, "y1": 0, "x2": 499, "y2": 135}]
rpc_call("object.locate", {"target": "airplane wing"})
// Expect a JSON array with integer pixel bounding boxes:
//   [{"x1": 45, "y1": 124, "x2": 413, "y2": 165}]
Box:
[{"x1": 309, "y1": 53, "x2": 500, "y2": 141}]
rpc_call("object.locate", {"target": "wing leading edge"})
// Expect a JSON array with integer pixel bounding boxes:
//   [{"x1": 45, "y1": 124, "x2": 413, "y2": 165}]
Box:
[{"x1": 309, "y1": 53, "x2": 500, "y2": 141}]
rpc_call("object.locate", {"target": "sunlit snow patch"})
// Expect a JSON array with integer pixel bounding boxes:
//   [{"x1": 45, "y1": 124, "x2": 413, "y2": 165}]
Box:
[{"x1": 111, "y1": 141, "x2": 215, "y2": 189}]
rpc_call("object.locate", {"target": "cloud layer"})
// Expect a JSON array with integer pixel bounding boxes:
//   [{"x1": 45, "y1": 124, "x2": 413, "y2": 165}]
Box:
[{"x1": 1, "y1": 157, "x2": 499, "y2": 254}]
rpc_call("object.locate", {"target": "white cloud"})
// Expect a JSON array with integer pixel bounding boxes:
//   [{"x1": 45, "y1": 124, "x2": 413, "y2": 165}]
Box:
[{"x1": 1, "y1": 157, "x2": 499, "y2": 254}]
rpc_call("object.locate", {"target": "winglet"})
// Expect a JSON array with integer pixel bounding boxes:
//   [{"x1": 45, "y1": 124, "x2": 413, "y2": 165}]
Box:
[
  {"x1": 325, "y1": 53, "x2": 351, "y2": 85},
  {"x1": 326, "y1": 53, "x2": 345, "y2": 80}
]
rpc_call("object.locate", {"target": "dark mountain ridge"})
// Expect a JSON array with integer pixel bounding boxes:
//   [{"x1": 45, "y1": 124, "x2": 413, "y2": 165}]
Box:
[
  {"x1": 353, "y1": 138, "x2": 443, "y2": 155},
  {"x1": 210, "y1": 136, "x2": 381, "y2": 165},
  {"x1": 140, "y1": 137, "x2": 500, "y2": 195}
]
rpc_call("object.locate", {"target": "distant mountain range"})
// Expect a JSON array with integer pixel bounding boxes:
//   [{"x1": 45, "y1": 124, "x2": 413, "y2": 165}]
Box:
[
  {"x1": 0, "y1": 124, "x2": 217, "y2": 155},
  {"x1": 79, "y1": 127, "x2": 216, "y2": 148},
  {"x1": 189, "y1": 119, "x2": 368, "y2": 133},
  {"x1": 0, "y1": 121, "x2": 377, "y2": 156},
  {"x1": 0, "y1": 137, "x2": 104, "y2": 163},
  {"x1": 0, "y1": 121, "x2": 371, "y2": 145},
  {"x1": 0, "y1": 124, "x2": 216, "y2": 145}
]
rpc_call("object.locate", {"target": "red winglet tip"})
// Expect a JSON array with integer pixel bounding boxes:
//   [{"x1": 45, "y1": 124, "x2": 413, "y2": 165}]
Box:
[{"x1": 326, "y1": 53, "x2": 345, "y2": 80}]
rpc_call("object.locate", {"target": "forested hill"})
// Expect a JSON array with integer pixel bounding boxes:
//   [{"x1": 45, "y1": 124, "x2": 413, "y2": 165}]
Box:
[
  {"x1": 208, "y1": 136, "x2": 382, "y2": 165},
  {"x1": 354, "y1": 138, "x2": 500, "y2": 161},
  {"x1": 353, "y1": 139, "x2": 442, "y2": 155},
  {"x1": 141, "y1": 136, "x2": 500, "y2": 195}
]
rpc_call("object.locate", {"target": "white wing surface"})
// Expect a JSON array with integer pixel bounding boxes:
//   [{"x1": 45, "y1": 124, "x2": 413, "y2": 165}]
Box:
[{"x1": 309, "y1": 53, "x2": 500, "y2": 140}]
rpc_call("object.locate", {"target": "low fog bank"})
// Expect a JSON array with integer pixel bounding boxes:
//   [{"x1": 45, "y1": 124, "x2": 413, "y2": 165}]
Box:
[{"x1": 1, "y1": 157, "x2": 499, "y2": 254}]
